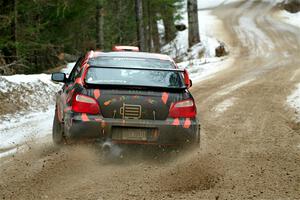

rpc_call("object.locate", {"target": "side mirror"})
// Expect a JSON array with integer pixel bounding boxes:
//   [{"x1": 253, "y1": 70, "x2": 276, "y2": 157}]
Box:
[
  {"x1": 51, "y1": 72, "x2": 66, "y2": 83},
  {"x1": 183, "y1": 69, "x2": 192, "y2": 89}
]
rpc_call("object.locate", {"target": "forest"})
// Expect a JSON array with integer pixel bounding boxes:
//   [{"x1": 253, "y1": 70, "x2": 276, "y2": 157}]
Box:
[{"x1": 0, "y1": 0, "x2": 200, "y2": 75}]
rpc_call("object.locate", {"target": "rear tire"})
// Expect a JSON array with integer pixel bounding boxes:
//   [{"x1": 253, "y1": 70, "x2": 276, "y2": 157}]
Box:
[{"x1": 52, "y1": 109, "x2": 64, "y2": 145}]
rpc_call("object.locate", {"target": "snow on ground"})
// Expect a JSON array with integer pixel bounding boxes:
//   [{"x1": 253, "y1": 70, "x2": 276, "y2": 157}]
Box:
[
  {"x1": 61, "y1": 62, "x2": 76, "y2": 77},
  {"x1": 0, "y1": 74, "x2": 60, "y2": 118},
  {"x1": 198, "y1": 0, "x2": 241, "y2": 9},
  {"x1": 178, "y1": 56, "x2": 233, "y2": 83},
  {"x1": 237, "y1": 13, "x2": 275, "y2": 56},
  {"x1": 0, "y1": 106, "x2": 54, "y2": 153},
  {"x1": 287, "y1": 83, "x2": 300, "y2": 122},
  {"x1": 217, "y1": 78, "x2": 255, "y2": 96},
  {"x1": 214, "y1": 97, "x2": 237, "y2": 116},
  {"x1": 0, "y1": 86, "x2": 56, "y2": 157},
  {"x1": 0, "y1": 63, "x2": 75, "y2": 158},
  {"x1": 0, "y1": 74, "x2": 56, "y2": 93},
  {"x1": 277, "y1": 10, "x2": 300, "y2": 28},
  {"x1": 161, "y1": 0, "x2": 233, "y2": 84},
  {"x1": 162, "y1": 0, "x2": 225, "y2": 60}
]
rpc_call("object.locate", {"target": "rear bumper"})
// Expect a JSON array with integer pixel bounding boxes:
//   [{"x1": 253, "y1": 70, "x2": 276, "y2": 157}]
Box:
[{"x1": 64, "y1": 113, "x2": 200, "y2": 146}]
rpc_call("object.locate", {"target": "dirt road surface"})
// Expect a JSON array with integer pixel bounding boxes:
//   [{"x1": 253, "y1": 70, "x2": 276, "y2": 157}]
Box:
[{"x1": 1, "y1": 1, "x2": 300, "y2": 199}]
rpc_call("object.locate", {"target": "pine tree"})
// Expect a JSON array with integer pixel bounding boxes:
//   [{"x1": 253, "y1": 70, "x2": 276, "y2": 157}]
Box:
[{"x1": 0, "y1": 0, "x2": 184, "y2": 74}]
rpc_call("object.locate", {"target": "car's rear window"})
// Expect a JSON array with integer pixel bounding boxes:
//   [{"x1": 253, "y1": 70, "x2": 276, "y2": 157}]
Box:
[
  {"x1": 86, "y1": 57, "x2": 184, "y2": 89},
  {"x1": 88, "y1": 57, "x2": 174, "y2": 69}
]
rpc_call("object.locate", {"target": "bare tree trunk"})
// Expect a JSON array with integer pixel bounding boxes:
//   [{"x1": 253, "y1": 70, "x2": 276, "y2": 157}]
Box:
[
  {"x1": 151, "y1": 15, "x2": 160, "y2": 53},
  {"x1": 96, "y1": 0, "x2": 104, "y2": 50},
  {"x1": 135, "y1": 0, "x2": 145, "y2": 51},
  {"x1": 187, "y1": 0, "x2": 200, "y2": 48}
]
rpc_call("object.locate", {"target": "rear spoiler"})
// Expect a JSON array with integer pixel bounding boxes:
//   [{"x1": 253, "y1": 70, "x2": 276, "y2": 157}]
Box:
[{"x1": 87, "y1": 65, "x2": 192, "y2": 88}]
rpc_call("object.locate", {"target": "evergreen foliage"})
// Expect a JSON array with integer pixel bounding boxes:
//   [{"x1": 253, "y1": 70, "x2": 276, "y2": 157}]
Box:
[{"x1": 0, "y1": 0, "x2": 183, "y2": 74}]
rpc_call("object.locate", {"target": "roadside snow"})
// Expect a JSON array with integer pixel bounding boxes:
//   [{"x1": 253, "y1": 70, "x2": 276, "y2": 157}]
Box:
[
  {"x1": 0, "y1": 106, "x2": 54, "y2": 149},
  {"x1": 161, "y1": 0, "x2": 232, "y2": 83},
  {"x1": 278, "y1": 10, "x2": 300, "y2": 28},
  {"x1": 61, "y1": 62, "x2": 76, "y2": 77},
  {"x1": 0, "y1": 148, "x2": 18, "y2": 159},
  {"x1": 0, "y1": 74, "x2": 60, "y2": 116},
  {"x1": 198, "y1": 0, "x2": 241, "y2": 9},
  {"x1": 3, "y1": 74, "x2": 53, "y2": 84},
  {"x1": 0, "y1": 63, "x2": 76, "y2": 158},
  {"x1": 0, "y1": 74, "x2": 57, "y2": 93},
  {"x1": 287, "y1": 83, "x2": 300, "y2": 122},
  {"x1": 197, "y1": 0, "x2": 283, "y2": 9},
  {"x1": 162, "y1": 0, "x2": 226, "y2": 59},
  {"x1": 178, "y1": 57, "x2": 232, "y2": 83}
]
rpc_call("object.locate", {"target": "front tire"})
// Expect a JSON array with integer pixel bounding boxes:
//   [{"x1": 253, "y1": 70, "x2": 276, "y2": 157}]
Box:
[{"x1": 52, "y1": 109, "x2": 64, "y2": 145}]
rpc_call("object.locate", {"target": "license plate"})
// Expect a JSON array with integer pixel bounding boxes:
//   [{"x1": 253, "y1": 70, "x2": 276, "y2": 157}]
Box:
[{"x1": 112, "y1": 127, "x2": 152, "y2": 141}]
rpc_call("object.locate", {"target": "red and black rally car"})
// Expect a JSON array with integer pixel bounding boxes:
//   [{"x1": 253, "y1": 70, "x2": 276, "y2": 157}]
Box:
[{"x1": 51, "y1": 48, "x2": 200, "y2": 148}]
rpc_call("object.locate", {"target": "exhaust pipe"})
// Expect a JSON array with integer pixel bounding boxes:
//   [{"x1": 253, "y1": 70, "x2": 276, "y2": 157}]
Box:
[
  {"x1": 101, "y1": 141, "x2": 123, "y2": 158},
  {"x1": 102, "y1": 141, "x2": 113, "y2": 154}
]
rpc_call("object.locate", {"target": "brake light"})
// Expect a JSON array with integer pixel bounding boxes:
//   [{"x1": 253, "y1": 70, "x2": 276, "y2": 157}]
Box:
[
  {"x1": 112, "y1": 46, "x2": 140, "y2": 52},
  {"x1": 72, "y1": 94, "x2": 100, "y2": 115},
  {"x1": 169, "y1": 99, "x2": 196, "y2": 118}
]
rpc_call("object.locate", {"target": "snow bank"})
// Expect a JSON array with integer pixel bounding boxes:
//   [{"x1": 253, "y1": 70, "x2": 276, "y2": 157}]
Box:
[
  {"x1": 161, "y1": 0, "x2": 232, "y2": 83},
  {"x1": 0, "y1": 74, "x2": 59, "y2": 157},
  {"x1": 287, "y1": 83, "x2": 300, "y2": 122},
  {"x1": 197, "y1": 0, "x2": 283, "y2": 9},
  {"x1": 161, "y1": 9, "x2": 225, "y2": 61},
  {"x1": 198, "y1": 0, "x2": 241, "y2": 9},
  {"x1": 161, "y1": 3, "x2": 224, "y2": 60},
  {"x1": 61, "y1": 62, "x2": 76, "y2": 77},
  {"x1": 278, "y1": 10, "x2": 300, "y2": 28},
  {"x1": 0, "y1": 106, "x2": 54, "y2": 150},
  {"x1": 2, "y1": 74, "x2": 52, "y2": 85},
  {"x1": 0, "y1": 74, "x2": 57, "y2": 93},
  {"x1": 0, "y1": 63, "x2": 76, "y2": 158},
  {"x1": 178, "y1": 57, "x2": 232, "y2": 83},
  {"x1": 0, "y1": 74, "x2": 60, "y2": 118}
]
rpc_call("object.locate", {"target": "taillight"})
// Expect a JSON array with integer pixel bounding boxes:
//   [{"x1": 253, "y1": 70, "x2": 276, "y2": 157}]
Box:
[
  {"x1": 169, "y1": 99, "x2": 196, "y2": 118},
  {"x1": 72, "y1": 94, "x2": 100, "y2": 115}
]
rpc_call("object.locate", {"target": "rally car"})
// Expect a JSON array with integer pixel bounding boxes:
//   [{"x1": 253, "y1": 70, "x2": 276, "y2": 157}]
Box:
[{"x1": 51, "y1": 48, "x2": 200, "y2": 148}]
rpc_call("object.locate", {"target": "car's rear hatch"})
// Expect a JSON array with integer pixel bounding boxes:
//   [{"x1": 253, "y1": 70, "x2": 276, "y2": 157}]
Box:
[
  {"x1": 84, "y1": 57, "x2": 189, "y2": 121},
  {"x1": 86, "y1": 88, "x2": 186, "y2": 121}
]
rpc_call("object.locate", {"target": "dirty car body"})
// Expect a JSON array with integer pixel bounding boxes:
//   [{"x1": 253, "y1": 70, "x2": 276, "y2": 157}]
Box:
[{"x1": 51, "y1": 51, "x2": 200, "y2": 147}]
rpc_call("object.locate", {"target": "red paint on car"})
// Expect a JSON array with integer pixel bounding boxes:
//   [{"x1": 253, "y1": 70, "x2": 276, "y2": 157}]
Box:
[{"x1": 161, "y1": 92, "x2": 169, "y2": 104}]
